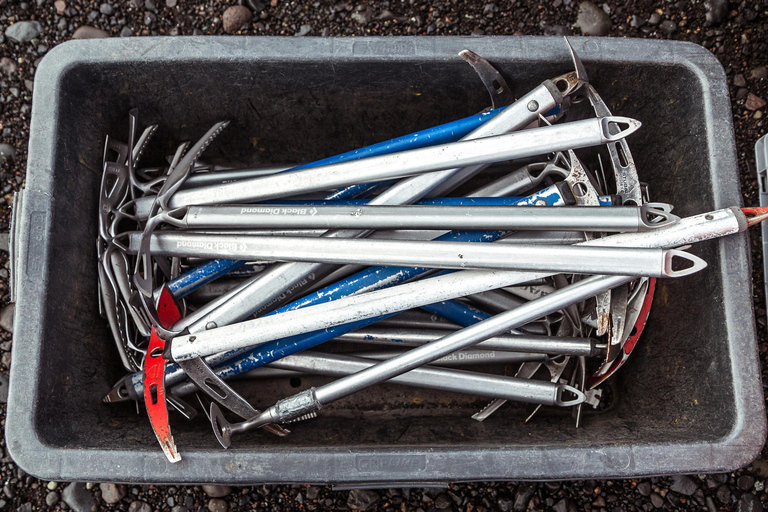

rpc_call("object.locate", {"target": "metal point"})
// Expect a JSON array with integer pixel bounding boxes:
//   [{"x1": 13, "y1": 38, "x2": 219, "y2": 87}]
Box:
[{"x1": 564, "y1": 36, "x2": 589, "y2": 84}]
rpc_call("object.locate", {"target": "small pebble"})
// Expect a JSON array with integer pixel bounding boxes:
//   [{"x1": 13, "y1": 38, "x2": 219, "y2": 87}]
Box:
[
  {"x1": 72, "y1": 26, "x2": 110, "y2": 39},
  {"x1": 166, "y1": 0, "x2": 177, "y2": 6},
  {"x1": 650, "y1": 493, "x2": 664, "y2": 508},
  {"x1": 746, "y1": 93, "x2": 767, "y2": 111},
  {"x1": 62, "y1": 482, "x2": 96, "y2": 512},
  {"x1": 128, "y1": 501, "x2": 152, "y2": 512},
  {"x1": 734, "y1": 73, "x2": 747, "y2": 87},
  {"x1": 0, "y1": 304, "x2": 14, "y2": 333},
  {"x1": 552, "y1": 498, "x2": 568, "y2": 512},
  {"x1": 100, "y1": 483, "x2": 126, "y2": 504},
  {"x1": 751, "y1": 67, "x2": 768, "y2": 81},
  {"x1": 737, "y1": 493, "x2": 763, "y2": 512},
  {"x1": 207, "y1": 498, "x2": 228, "y2": 512},
  {"x1": 705, "y1": 0, "x2": 728, "y2": 25},
  {"x1": 351, "y1": 5, "x2": 374, "y2": 25},
  {"x1": 434, "y1": 494, "x2": 451, "y2": 510},
  {"x1": 739, "y1": 475, "x2": 757, "y2": 491},
  {"x1": 483, "y1": 3, "x2": 499, "y2": 16},
  {"x1": 202, "y1": 486, "x2": 232, "y2": 498},
  {"x1": 100, "y1": 3, "x2": 114, "y2": 15},
  {"x1": 222, "y1": 5, "x2": 253, "y2": 33},
  {"x1": 659, "y1": 19, "x2": 677, "y2": 34},
  {"x1": 0, "y1": 58, "x2": 17, "y2": 75},
  {"x1": 0, "y1": 144, "x2": 16, "y2": 162},
  {"x1": 630, "y1": 15, "x2": 646, "y2": 28},
  {"x1": 670, "y1": 475, "x2": 699, "y2": 496},
  {"x1": 5, "y1": 21, "x2": 42, "y2": 43},
  {"x1": 46, "y1": 492, "x2": 60, "y2": 507},
  {"x1": 54, "y1": 0, "x2": 66, "y2": 14},
  {"x1": 514, "y1": 483, "x2": 537, "y2": 511},
  {"x1": 648, "y1": 12, "x2": 662, "y2": 24},
  {"x1": 47, "y1": 482, "x2": 58, "y2": 491},
  {"x1": 0, "y1": 374, "x2": 8, "y2": 404},
  {"x1": 752, "y1": 460, "x2": 768, "y2": 479},
  {"x1": 347, "y1": 489, "x2": 380, "y2": 511},
  {"x1": 716, "y1": 484, "x2": 732, "y2": 504},
  {"x1": 575, "y1": 0, "x2": 612, "y2": 36}
]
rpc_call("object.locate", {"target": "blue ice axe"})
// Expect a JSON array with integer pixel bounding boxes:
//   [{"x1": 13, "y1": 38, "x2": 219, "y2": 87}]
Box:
[{"x1": 162, "y1": 108, "x2": 508, "y2": 299}]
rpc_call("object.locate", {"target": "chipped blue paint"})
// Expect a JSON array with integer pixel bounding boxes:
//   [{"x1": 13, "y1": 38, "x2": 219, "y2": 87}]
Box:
[
  {"x1": 164, "y1": 191, "x2": 611, "y2": 298},
  {"x1": 264, "y1": 195, "x2": 613, "y2": 206},
  {"x1": 191, "y1": 184, "x2": 569, "y2": 380},
  {"x1": 321, "y1": 108, "x2": 507, "y2": 200},
  {"x1": 164, "y1": 108, "x2": 506, "y2": 298},
  {"x1": 420, "y1": 300, "x2": 492, "y2": 327},
  {"x1": 165, "y1": 258, "x2": 246, "y2": 297}
]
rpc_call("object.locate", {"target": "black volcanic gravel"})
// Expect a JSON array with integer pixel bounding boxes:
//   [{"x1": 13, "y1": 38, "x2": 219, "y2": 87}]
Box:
[{"x1": 0, "y1": 0, "x2": 767, "y2": 510}]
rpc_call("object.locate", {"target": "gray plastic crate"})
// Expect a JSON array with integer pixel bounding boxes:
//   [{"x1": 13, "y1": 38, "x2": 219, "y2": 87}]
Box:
[
  {"x1": 758, "y1": 135, "x2": 768, "y2": 322},
  {"x1": 6, "y1": 36, "x2": 765, "y2": 485}
]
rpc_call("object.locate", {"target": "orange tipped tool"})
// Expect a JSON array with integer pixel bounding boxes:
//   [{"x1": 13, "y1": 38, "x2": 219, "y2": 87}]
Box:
[
  {"x1": 742, "y1": 207, "x2": 768, "y2": 228},
  {"x1": 143, "y1": 287, "x2": 183, "y2": 463}
]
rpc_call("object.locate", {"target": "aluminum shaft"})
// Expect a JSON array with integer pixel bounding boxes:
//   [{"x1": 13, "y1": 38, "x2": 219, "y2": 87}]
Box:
[
  {"x1": 123, "y1": 151, "x2": 560, "y2": 414},
  {"x1": 170, "y1": 347, "x2": 547, "y2": 397},
  {"x1": 147, "y1": 185, "x2": 567, "y2": 335},
  {"x1": 136, "y1": 116, "x2": 639, "y2": 215},
  {"x1": 267, "y1": 352, "x2": 557, "y2": 402},
  {"x1": 180, "y1": 203, "x2": 675, "y2": 232},
  {"x1": 138, "y1": 231, "x2": 693, "y2": 278},
  {"x1": 181, "y1": 165, "x2": 291, "y2": 188},
  {"x1": 168, "y1": 247, "x2": 702, "y2": 362},
  {"x1": 165, "y1": 205, "x2": 728, "y2": 363},
  {"x1": 113, "y1": 86, "x2": 608, "y2": 404},
  {"x1": 165, "y1": 89, "x2": 571, "y2": 334},
  {"x1": 355, "y1": 349, "x2": 545, "y2": 365},
  {"x1": 213, "y1": 274, "x2": 632, "y2": 444},
  {"x1": 336, "y1": 328, "x2": 604, "y2": 357}
]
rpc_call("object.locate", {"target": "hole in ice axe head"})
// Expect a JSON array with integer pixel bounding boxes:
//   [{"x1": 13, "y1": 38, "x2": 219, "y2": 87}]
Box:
[
  {"x1": 640, "y1": 203, "x2": 680, "y2": 230},
  {"x1": 663, "y1": 249, "x2": 707, "y2": 278},
  {"x1": 599, "y1": 117, "x2": 642, "y2": 141},
  {"x1": 554, "y1": 384, "x2": 586, "y2": 407},
  {"x1": 210, "y1": 403, "x2": 233, "y2": 449},
  {"x1": 457, "y1": 49, "x2": 513, "y2": 110}
]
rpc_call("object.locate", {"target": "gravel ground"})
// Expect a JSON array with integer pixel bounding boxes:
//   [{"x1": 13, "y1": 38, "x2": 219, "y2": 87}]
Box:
[{"x1": 0, "y1": 0, "x2": 767, "y2": 511}]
